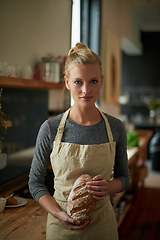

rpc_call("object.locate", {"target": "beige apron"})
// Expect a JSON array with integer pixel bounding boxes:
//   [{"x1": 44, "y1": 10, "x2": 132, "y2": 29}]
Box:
[{"x1": 46, "y1": 108, "x2": 119, "y2": 240}]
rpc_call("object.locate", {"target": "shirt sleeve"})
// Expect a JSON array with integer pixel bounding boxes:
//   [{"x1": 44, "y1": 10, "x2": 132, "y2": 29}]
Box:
[
  {"x1": 113, "y1": 120, "x2": 130, "y2": 192},
  {"x1": 28, "y1": 120, "x2": 52, "y2": 202}
]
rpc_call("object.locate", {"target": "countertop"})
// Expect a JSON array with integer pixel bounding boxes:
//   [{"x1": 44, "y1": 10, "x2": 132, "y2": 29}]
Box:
[{"x1": 0, "y1": 198, "x2": 47, "y2": 240}]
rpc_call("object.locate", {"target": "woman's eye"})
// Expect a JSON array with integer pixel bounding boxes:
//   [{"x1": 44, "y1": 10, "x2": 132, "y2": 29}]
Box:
[
  {"x1": 90, "y1": 79, "x2": 98, "y2": 84},
  {"x1": 74, "y1": 80, "x2": 82, "y2": 84}
]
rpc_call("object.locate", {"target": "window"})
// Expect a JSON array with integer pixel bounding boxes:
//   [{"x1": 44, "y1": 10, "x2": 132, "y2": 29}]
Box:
[
  {"x1": 71, "y1": 0, "x2": 101, "y2": 106},
  {"x1": 81, "y1": 0, "x2": 101, "y2": 55},
  {"x1": 71, "y1": 0, "x2": 101, "y2": 54},
  {"x1": 71, "y1": 0, "x2": 81, "y2": 48}
]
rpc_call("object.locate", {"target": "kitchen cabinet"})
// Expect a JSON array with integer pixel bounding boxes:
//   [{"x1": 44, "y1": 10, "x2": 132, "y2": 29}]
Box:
[{"x1": 0, "y1": 76, "x2": 65, "y2": 90}]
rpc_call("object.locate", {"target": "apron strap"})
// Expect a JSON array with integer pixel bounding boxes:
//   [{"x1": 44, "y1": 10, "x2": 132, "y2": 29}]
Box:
[
  {"x1": 98, "y1": 110, "x2": 114, "y2": 143},
  {"x1": 54, "y1": 108, "x2": 71, "y2": 143},
  {"x1": 54, "y1": 108, "x2": 114, "y2": 144}
]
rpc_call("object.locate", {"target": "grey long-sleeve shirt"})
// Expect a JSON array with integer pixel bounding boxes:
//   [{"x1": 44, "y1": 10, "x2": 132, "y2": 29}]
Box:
[{"x1": 28, "y1": 112, "x2": 130, "y2": 203}]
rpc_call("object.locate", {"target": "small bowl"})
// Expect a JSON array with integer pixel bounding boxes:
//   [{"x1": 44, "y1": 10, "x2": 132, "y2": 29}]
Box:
[{"x1": 0, "y1": 197, "x2": 6, "y2": 212}]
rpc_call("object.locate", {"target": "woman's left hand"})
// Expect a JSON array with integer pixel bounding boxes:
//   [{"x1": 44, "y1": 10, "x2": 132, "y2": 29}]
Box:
[{"x1": 85, "y1": 175, "x2": 109, "y2": 200}]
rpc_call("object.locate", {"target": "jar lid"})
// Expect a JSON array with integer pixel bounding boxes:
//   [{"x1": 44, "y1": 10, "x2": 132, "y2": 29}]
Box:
[{"x1": 41, "y1": 56, "x2": 56, "y2": 62}]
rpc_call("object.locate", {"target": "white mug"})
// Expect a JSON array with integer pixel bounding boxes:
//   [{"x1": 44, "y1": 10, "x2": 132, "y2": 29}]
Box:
[
  {"x1": 22, "y1": 66, "x2": 33, "y2": 79},
  {"x1": 0, "y1": 198, "x2": 6, "y2": 212}
]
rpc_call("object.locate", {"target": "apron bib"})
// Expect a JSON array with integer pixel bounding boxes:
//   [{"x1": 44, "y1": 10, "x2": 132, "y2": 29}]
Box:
[{"x1": 46, "y1": 108, "x2": 119, "y2": 240}]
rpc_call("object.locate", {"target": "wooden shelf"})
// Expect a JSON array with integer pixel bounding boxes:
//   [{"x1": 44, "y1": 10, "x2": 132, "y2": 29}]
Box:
[{"x1": 0, "y1": 76, "x2": 65, "y2": 90}]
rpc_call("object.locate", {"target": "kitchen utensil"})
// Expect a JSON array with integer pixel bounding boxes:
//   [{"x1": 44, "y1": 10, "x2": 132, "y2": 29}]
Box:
[
  {"x1": 40, "y1": 56, "x2": 60, "y2": 83},
  {"x1": 4, "y1": 193, "x2": 14, "y2": 201}
]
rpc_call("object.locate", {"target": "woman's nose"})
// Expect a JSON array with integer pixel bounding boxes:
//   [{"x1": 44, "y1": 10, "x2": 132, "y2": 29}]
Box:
[{"x1": 82, "y1": 83, "x2": 89, "y2": 94}]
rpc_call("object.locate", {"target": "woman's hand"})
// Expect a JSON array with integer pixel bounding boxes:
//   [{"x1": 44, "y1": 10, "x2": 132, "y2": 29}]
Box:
[
  {"x1": 39, "y1": 194, "x2": 91, "y2": 230},
  {"x1": 85, "y1": 175, "x2": 109, "y2": 200},
  {"x1": 58, "y1": 211, "x2": 91, "y2": 230}
]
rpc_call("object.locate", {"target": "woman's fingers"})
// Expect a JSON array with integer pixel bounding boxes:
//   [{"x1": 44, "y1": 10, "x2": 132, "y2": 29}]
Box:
[
  {"x1": 87, "y1": 186, "x2": 108, "y2": 198},
  {"x1": 59, "y1": 211, "x2": 91, "y2": 230},
  {"x1": 92, "y1": 175, "x2": 104, "y2": 181},
  {"x1": 85, "y1": 175, "x2": 109, "y2": 199},
  {"x1": 68, "y1": 220, "x2": 91, "y2": 230}
]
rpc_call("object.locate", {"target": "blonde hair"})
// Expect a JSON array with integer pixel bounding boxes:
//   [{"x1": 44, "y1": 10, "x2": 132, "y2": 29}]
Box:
[{"x1": 65, "y1": 42, "x2": 102, "y2": 78}]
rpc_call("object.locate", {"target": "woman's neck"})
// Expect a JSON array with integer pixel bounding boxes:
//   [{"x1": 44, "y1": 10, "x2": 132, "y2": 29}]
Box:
[{"x1": 68, "y1": 105, "x2": 102, "y2": 126}]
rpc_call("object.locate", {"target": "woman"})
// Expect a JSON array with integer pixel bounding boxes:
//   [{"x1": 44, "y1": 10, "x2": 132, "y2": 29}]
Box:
[{"x1": 29, "y1": 43, "x2": 129, "y2": 240}]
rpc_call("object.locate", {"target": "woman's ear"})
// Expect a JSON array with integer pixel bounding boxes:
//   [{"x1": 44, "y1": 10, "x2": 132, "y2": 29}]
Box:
[{"x1": 64, "y1": 76, "x2": 70, "y2": 90}]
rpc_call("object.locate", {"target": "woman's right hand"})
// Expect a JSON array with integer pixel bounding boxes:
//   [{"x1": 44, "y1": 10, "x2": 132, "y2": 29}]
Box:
[
  {"x1": 39, "y1": 194, "x2": 90, "y2": 230},
  {"x1": 58, "y1": 211, "x2": 91, "y2": 230}
]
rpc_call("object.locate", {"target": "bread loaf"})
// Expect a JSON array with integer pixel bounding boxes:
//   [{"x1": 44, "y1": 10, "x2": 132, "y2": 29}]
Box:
[
  {"x1": 6, "y1": 196, "x2": 18, "y2": 205},
  {"x1": 67, "y1": 174, "x2": 98, "y2": 224}
]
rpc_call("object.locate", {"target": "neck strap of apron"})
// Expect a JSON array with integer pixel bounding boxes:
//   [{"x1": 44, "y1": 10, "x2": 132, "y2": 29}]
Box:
[{"x1": 55, "y1": 108, "x2": 114, "y2": 143}]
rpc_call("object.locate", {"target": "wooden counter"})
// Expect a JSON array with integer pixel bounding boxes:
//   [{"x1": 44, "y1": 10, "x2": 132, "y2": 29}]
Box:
[
  {"x1": 112, "y1": 130, "x2": 153, "y2": 227},
  {"x1": 0, "y1": 130, "x2": 153, "y2": 238},
  {"x1": 127, "y1": 130, "x2": 153, "y2": 192},
  {"x1": 0, "y1": 198, "x2": 47, "y2": 240}
]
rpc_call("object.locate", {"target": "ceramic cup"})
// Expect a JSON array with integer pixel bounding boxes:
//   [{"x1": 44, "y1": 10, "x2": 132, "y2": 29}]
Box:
[
  {"x1": 21, "y1": 66, "x2": 33, "y2": 79},
  {"x1": 0, "y1": 62, "x2": 9, "y2": 76},
  {"x1": 9, "y1": 65, "x2": 16, "y2": 77},
  {"x1": 0, "y1": 197, "x2": 6, "y2": 212}
]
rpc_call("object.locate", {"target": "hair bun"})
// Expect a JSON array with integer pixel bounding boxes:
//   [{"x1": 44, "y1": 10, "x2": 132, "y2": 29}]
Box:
[
  {"x1": 75, "y1": 42, "x2": 87, "y2": 49},
  {"x1": 68, "y1": 42, "x2": 87, "y2": 56},
  {"x1": 65, "y1": 42, "x2": 102, "y2": 77}
]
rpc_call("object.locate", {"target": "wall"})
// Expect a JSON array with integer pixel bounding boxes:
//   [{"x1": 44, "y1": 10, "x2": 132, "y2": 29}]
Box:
[
  {"x1": 0, "y1": 0, "x2": 72, "y2": 184},
  {"x1": 0, "y1": 0, "x2": 72, "y2": 111},
  {"x1": 100, "y1": 0, "x2": 142, "y2": 58},
  {"x1": 99, "y1": 0, "x2": 142, "y2": 117},
  {"x1": 121, "y1": 32, "x2": 160, "y2": 124},
  {"x1": 0, "y1": 0, "x2": 72, "y2": 68},
  {"x1": 120, "y1": 0, "x2": 142, "y2": 55},
  {"x1": 0, "y1": 0, "x2": 143, "y2": 117},
  {"x1": 100, "y1": 0, "x2": 120, "y2": 117}
]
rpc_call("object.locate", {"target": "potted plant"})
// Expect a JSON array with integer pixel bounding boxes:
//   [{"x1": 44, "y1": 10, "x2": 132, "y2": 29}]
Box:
[{"x1": 147, "y1": 98, "x2": 160, "y2": 123}]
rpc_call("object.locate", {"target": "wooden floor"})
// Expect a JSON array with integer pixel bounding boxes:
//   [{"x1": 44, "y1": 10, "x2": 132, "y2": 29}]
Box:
[{"x1": 118, "y1": 187, "x2": 160, "y2": 240}]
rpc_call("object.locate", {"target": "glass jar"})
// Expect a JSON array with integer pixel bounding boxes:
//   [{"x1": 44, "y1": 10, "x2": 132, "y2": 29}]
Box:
[{"x1": 41, "y1": 56, "x2": 60, "y2": 83}]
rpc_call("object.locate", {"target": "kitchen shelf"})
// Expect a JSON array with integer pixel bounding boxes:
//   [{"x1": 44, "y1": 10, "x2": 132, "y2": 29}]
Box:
[{"x1": 0, "y1": 76, "x2": 65, "y2": 90}]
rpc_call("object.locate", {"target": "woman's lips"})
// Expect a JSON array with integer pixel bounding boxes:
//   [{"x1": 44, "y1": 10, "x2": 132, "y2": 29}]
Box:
[{"x1": 80, "y1": 96, "x2": 93, "y2": 101}]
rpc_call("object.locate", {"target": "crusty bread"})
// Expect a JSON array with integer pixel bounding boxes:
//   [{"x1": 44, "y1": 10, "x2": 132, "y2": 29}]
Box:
[
  {"x1": 6, "y1": 196, "x2": 18, "y2": 205},
  {"x1": 67, "y1": 174, "x2": 98, "y2": 224}
]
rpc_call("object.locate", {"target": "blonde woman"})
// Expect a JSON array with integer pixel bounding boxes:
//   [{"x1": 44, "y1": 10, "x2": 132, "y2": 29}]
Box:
[{"x1": 29, "y1": 43, "x2": 129, "y2": 240}]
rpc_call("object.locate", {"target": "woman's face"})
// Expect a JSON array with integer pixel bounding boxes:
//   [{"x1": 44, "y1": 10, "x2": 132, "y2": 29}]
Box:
[{"x1": 65, "y1": 63, "x2": 103, "y2": 108}]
